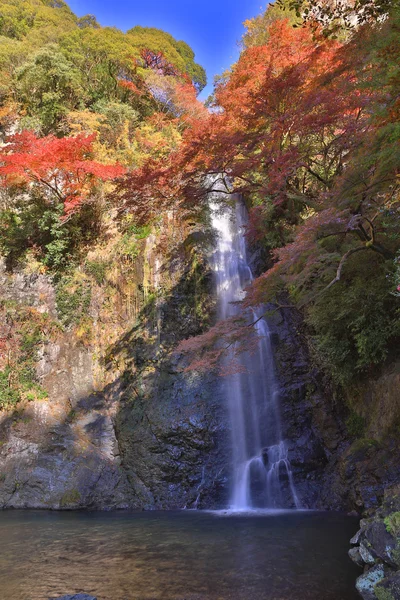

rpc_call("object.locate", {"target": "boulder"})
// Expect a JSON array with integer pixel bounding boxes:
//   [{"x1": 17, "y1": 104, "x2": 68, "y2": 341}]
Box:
[
  {"x1": 375, "y1": 571, "x2": 400, "y2": 600},
  {"x1": 351, "y1": 528, "x2": 364, "y2": 545},
  {"x1": 360, "y1": 541, "x2": 376, "y2": 565},
  {"x1": 356, "y1": 564, "x2": 386, "y2": 600},
  {"x1": 349, "y1": 546, "x2": 364, "y2": 567},
  {"x1": 364, "y1": 521, "x2": 398, "y2": 568}
]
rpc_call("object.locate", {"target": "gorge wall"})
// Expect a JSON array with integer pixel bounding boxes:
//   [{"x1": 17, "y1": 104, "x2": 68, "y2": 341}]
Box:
[
  {"x1": 0, "y1": 217, "x2": 398, "y2": 514},
  {"x1": 0, "y1": 219, "x2": 230, "y2": 510}
]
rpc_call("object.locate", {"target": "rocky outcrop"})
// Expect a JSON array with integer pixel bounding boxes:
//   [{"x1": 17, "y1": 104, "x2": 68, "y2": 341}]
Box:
[
  {"x1": 0, "y1": 219, "x2": 230, "y2": 509},
  {"x1": 0, "y1": 211, "x2": 399, "y2": 513},
  {"x1": 349, "y1": 484, "x2": 400, "y2": 600},
  {"x1": 115, "y1": 364, "x2": 228, "y2": 509},
  {"x1": 0, "y1": 257, "x2": 133, "y2": 509},
  {"x1": 269, "y1": 303, "x2": 400, "y2": 514},
  {"x1": 0, "y1": 384, "x2": 133, "y2": 509}
]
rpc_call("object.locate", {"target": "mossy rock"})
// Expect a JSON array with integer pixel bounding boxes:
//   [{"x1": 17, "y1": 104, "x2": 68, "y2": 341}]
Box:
[
  {"x1": 375, "y1": 571, "x2": 400, "y2": 600},
  {"x1": 60, "y1": 489, "x2": 81, "y2": 507},
  {"x1": 385, "y1": 513, "x2": 400, "y2": 537},
  {"x1": 375, "y1": 587, "x2": 396, "y2": 600},
  {"x1": 347, "y1": 438, "x2": 380, "y2": 461}
]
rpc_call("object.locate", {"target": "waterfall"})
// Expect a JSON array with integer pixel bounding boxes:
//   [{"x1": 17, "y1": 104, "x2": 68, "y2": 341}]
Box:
[{"x1": 210, "y1": 196, "x2": 300, "y2": 510}]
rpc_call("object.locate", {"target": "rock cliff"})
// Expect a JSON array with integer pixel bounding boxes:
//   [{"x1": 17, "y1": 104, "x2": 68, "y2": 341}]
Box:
[
  {"x1": 0, "y1": 219, "x2": 229, "y2": 509},
  {"x1": 0, "y1": 222, "x2": 399, "y2": 513}
]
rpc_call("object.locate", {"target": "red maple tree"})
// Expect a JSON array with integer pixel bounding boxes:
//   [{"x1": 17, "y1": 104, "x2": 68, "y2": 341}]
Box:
[{"x1": 0, "y1": 131, "x2": 126, "y2": 215}]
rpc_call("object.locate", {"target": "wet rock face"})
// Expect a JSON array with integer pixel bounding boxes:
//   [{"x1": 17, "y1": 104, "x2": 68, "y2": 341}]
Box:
[
  {"x1": 268, "y1": 307, "x2": 334, "y2": 509},
  {"x1": 116, "y1": 365, "x2": 229, "y2": 509},
  {"x1": 0, "y1": 233, "x2": 229, "y2": 510},
  {"x1": 0, "y1": 385, "x2": 134, "y2": 510},
  {"x1": 349, "y1": 484, "x2": 400, "y2": 600},
  {"x1": 269, "y1": 303, "x2": 400, "y2": 514},
  {"x1": 0, "y1": 257, "x2": 135, "y2": 509}
]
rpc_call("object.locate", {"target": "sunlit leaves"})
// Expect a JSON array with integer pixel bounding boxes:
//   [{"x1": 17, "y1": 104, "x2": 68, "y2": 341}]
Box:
[{"x1": 0, "y1": 130, "x2": 125, "y2": 214}]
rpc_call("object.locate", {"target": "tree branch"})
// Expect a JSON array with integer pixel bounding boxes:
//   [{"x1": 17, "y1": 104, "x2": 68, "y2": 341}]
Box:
[{"x1": 316, "y1": 246, "x2": 368, "y2": 296}]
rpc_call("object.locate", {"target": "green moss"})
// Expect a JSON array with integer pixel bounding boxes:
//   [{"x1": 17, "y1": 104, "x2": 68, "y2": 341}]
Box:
[
  {"x1": 384, "y1": 512, "x2": 400, "y2": 536},
  {"x1": 346, "y1": 412, "x2": 366, "y2": 437},
  {"x1": 55, "y1": 274, "x2": 92, "y2": 327},
  {"x1": 85, "y1": 259, "x2": 108, "y2": 285},
  {"x1": 375, "y1": 586, "x2": 395, "y2": 600},
  {"x1": 60, "y1": 489, "x2": 81, "y2": 507},
  {"x1": 0, "y1": 370, "x2": 20, "y2": 408}
]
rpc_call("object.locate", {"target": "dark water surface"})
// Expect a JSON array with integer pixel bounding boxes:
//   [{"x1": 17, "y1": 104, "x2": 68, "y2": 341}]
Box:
[{"x1": 0, "y1": 510, "x2": 361, "y2": 600}]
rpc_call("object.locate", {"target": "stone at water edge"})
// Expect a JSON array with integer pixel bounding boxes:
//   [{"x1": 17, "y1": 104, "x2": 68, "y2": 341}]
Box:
[
  {"x1": 375, "y1": 571, "x2": 400, "y2": 599},
  {"x1": 356, "y1": 564, "x2": 386, "y2": 600},
  {"x1": 349, "y1": 546, "x2": 364, "y2": 567},
  {"x1": 364, "y1": 520, "x2": 398, "y2": 568},
  {"x1": 50, "y1": 594, "x2": 97, "y2": 600},
  {"x1": 359, "y1": 541, "x2": 376, "y2": 565}
]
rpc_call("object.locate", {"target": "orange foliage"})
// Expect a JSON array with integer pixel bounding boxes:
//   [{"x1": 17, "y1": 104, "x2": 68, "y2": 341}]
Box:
[{"x1": 0, "y1": 131, "x2": 126, "y2": 215}]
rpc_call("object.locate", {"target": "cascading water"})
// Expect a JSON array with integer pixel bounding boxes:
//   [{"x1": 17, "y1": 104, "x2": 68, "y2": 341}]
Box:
[{"x1": 210, "y1": 195, "x2": 300, "y2": 511}]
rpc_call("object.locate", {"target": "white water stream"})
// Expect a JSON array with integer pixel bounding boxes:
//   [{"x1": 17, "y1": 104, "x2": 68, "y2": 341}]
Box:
[{"x1": 210, "y1": 197, "x2": 300, "y2": 510}]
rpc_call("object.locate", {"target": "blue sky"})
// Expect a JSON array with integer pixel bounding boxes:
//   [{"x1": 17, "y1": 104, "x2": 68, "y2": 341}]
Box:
[{"x1": 67, "y1": 0, "x2": 270, "y2": 99}]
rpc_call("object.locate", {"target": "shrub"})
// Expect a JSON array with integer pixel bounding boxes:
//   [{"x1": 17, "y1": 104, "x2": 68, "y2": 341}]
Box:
[{"x1": 55, "y1": 273, "x2": 92, "y2": 327}]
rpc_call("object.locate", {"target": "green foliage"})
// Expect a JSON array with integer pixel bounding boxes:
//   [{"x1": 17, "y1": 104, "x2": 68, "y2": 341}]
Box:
[
  {"x1": 0, "y1": 302, "x2": 50, "y2": 409},
  {"x1": 0, "y1": 0, "x2": 76, "y2": 41},
  {"x1": 0, "y1": 0, "x2": 205, "y2": 281},
  {"x1": 0, "y1": 0, "x2": 205, "y2": 117},
  {"x1": 85, "y1": 259, "x2": 108, "y2": 285},
  {"x1": 306, "y1": 253, "x2": 400, "y2": 385},
  {"x1": 0, "y1": 369, "x2": 20, "y2": 408},
  {"x1": 93, "y1": 99, "x2": 138, "y2": 130},
  {"x1": 384, "y1": 512, "x2": 400, "y2": 537},
  {"x1": 55, "y1": 273, "x2": 92, "y2": 326},
  {"x1": 123, "y1": 220, "x2": 151, "y2": 240},
  {"x1": 0, "y1": 195, "x2": 101, "y2": 273},
  {"x1": 117, "y1": 234, "x2": 140, "y2": 260},
  {"x1": 346, "y1": 412, "x2": 366, "y2": 438},
  {"x1": 116, "y1": 220, "x2": 151, "y2": 261},
  {"x1": 242, "y1": 0, "x2": 300, "y2": 49},
  {"x1": 127, "y1": 26, "x2": 206, "y2": 92},
  {"x1": 77, "y1": 14, "x2": 99, "y2": 29},
  {"x1": 16, "y1": 44, "x2": 84, "y2": 132}
]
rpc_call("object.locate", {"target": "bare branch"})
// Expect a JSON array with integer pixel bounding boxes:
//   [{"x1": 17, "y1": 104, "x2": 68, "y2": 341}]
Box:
[{"x1": 317, "y1": 246, "x2": 368, "y2": 296}]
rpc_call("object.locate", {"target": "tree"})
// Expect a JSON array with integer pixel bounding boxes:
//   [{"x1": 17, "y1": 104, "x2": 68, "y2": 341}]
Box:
[
  {"x1": 16, "y1": 44, "x2": 84, "y2": 133},
  {"x1": 0, "y1": 130, "x2": 125, "y2": 214},
  {"x1": 119, "y1": 11, "x2": 399, "y2": 381}
]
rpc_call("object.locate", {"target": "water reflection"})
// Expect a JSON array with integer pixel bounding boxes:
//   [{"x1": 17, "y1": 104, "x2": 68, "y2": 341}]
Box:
[{"x1": 0, "y1": 510, "x2": 360, "y2": 600}]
